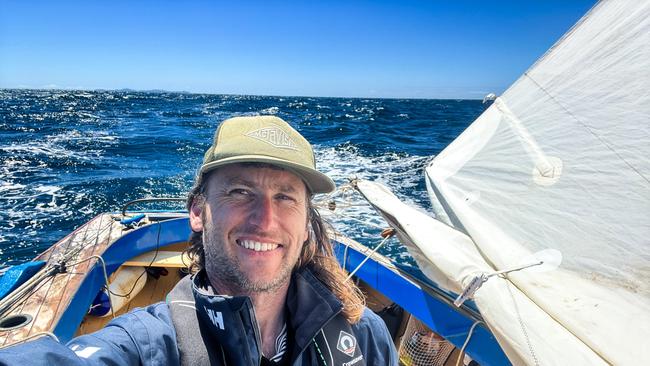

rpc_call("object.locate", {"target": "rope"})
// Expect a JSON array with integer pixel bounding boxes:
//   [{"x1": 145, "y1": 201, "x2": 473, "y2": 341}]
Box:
[
  {"x1": 56, "y1": 215, "x2": 115, "y2": 274},
  {"x1": 506, "y1": 279, "x2": 539, "y2": 366},
  {"x1": 103, "y1": 221, "x2": 162, "y2": 300},
  {"x1": 67, "y1": 254, "x2": 115, "y2": 318},
  {"x1": 456, "y1": 321, "x2": 482, "y2": 366},
  {"x1": 0, "y1": 215, "x2": 117, "y2": 316},
  {"x1": 0, "y1": 273, "x2": 56, "y2": 319},
  {"x1": 312, "y1": 182, "x2": 388, "y2": 231},
  {"x1": 66, "y1": 222, "x2": 163, "y2": 318},
  {"x1": 1, "y1": 215, "x2": 117, "y2": 316}
]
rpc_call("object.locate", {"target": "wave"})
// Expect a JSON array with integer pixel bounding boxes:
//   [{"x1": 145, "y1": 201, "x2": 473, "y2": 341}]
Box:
[
  {"x1": 313, "y1": 144, "x2": 434, "y2": 267},
  {"x1": 0, "y1": 89, "x2": 482, "y2": 269}
]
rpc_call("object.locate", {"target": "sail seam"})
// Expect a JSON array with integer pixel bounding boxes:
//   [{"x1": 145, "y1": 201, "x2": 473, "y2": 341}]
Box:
[{"x1": 523, "y1": 72, "x2": 649, "y2": 184}]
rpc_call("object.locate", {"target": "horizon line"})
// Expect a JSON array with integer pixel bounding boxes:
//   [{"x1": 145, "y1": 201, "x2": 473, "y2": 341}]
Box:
[{"x1": 0, "y1": 86, "x2": 491, "y2": 101}]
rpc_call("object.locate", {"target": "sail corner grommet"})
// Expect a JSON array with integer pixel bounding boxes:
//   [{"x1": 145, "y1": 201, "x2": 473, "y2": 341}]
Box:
[{"x1": 533, "y1": 156, "x2": 563, "y2": 186}]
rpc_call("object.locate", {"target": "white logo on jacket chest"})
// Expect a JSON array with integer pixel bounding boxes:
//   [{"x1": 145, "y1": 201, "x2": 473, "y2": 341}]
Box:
[
  {"x1": 204, "y1": 306, "x2": 224, "y2": 330},
  {"x1": 337, "y1": 330, "x2": 357, "y2": 357}
]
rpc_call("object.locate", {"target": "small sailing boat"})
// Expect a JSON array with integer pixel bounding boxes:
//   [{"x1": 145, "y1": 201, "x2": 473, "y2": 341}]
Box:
[{"x1": 1, "y1": 1, "x2": 647, "y2": 365}]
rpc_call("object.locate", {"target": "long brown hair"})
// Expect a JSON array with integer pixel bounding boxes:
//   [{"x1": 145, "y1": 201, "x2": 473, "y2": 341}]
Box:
[{"x1": 184, "y1": 167, "x2": 366, "y2": 323}]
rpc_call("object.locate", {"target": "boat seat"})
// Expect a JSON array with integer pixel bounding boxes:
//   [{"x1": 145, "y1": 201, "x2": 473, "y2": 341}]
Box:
[{"x1": 122, "y1": 251, "x2": 190, "y2": 268}]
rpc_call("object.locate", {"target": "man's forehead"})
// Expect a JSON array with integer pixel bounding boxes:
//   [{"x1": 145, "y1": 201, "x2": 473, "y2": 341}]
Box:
[{"x1": 207, "y1": 164, "x2": 308, "y2": 192}]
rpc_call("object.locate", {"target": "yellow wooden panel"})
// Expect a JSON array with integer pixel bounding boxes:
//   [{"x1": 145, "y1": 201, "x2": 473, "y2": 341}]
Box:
[
  {"x1": 122, "y1": 251, "x2": 190, "y2": 268},
  {"x1": 76, "y1": 267, "x2": 184, "y2": 336}
]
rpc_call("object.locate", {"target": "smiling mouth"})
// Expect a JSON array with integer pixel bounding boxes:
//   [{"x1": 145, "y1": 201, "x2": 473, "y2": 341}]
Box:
[{"x1": 236, "y1": 239, "x2": 280, "y2": 252}]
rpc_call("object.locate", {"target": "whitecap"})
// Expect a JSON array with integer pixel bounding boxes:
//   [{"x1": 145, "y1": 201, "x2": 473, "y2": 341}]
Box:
[
  {"x1": 0, "y1": 184, "x2": 62, "y2": 201},
  {"x1": 0, "y1": 181, "x2": 26, "y2": 193},
  {"x1": 0, "y1": 130, "x2": 117, "y2": 162},
  {"x1": 259, "y1": 107, "x2": 279, "y2": 115},
  {"x1": 34, "y1": 185, "x2": 62, "y2": 194}
]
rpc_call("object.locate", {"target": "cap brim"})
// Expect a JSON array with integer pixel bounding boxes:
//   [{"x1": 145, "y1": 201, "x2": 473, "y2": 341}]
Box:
[{"x1": 199, "y1": 154, "x2": 336, "y2": 194}]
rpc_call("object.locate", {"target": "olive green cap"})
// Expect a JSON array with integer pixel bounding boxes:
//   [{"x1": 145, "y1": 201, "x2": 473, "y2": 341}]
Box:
[{"x1": 199, "y1": 116, "x2": 335, "y2": 194}]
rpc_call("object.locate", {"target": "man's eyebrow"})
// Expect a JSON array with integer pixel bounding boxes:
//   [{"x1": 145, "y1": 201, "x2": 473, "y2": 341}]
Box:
[
  {"x1": 223, "y1": 177, "x2": 299, "y2": 193},
  {"x1": 224, "y1": 177, "x2": 255, "y2": 187},
  {"x1": 275, "y1": 183, "x2": 297, "y2": 193}
]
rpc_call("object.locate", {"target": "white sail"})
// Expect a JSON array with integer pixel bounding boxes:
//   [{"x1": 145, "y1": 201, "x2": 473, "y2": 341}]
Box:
[
  {"x1": 356, "y1": 179, "x2": 609, "y2": 365},
  {"x1": 422, "y1": 1, "x2": 650, "y2": 365}
]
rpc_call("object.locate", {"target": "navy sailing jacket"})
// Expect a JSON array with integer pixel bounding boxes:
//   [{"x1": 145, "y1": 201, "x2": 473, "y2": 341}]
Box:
[{"x1": 0, "y1": 267, "x2": 397, "y2": 365}]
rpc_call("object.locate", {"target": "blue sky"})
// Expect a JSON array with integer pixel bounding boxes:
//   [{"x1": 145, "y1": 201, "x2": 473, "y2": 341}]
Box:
[{"x1": 0, "y1": 0, "x2": 596, "y2": 99}]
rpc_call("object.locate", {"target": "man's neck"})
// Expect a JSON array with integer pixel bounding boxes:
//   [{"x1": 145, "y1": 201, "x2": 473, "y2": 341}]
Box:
[{"x1": 208, "y1": 276, "x2": 290, "y2": 358}]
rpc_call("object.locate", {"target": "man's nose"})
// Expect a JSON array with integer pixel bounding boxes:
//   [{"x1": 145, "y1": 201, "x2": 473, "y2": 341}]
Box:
[{"x1": 249, "y1": 195, "x2": 276, "y2": 230}]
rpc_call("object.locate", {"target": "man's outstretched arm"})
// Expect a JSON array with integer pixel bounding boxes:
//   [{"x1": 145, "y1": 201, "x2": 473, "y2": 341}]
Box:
[{"x1": 0, "y1": 302, "x2": 179, "y2": 366}]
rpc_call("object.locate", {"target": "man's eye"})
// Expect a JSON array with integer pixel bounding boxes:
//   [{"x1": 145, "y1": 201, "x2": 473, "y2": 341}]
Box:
[
  {"x1": 229, "y1": 188, "x2": 251, "y2": 196},
  {"x1": 277, "y1": 194, "x2": 296, "y2": 202}
]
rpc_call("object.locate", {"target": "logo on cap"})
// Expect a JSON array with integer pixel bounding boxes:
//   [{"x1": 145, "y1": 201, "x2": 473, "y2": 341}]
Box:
[
  {"x1": 337, "y1": 331, "x2": 357, "y2": 357},
  {"x1": 246, "y1": 127, "x2": 298, "y2": 150}
]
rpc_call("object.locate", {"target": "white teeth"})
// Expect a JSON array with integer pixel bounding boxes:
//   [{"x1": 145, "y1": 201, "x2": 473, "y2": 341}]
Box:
[{"x1": 238, "y1": 240, "x2": 279, "y2": 252}]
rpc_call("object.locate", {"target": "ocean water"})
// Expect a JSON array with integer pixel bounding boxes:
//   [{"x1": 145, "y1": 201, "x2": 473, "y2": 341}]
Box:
[{"x1": 0, "y1": 89, "x2": 486, "y2": 270}]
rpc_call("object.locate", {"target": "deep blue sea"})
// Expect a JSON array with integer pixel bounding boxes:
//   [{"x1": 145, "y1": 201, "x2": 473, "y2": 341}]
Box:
[{"x1": 0, "y1": 89, "x2": 486, "y2": 270}]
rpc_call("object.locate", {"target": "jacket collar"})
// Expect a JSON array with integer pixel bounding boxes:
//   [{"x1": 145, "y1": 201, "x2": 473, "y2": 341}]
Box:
[
  {"x1": 286, "y1": 267, "x2": 343, "y2": 355},
  {"x1": 190, "y1": 265, "x2": 343, "y2": 360},
  {"x1": 190, "y1": 273, "x2": 262, "y2": 365}
]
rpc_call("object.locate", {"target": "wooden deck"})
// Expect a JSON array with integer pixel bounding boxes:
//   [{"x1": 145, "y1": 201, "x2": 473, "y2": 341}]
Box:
[
  {"x1": 0, "y1": 214, "x2": 192, "y2": 347},
  {"x1": 0, "y1": 214, "x2": 122, "y2": 346}
]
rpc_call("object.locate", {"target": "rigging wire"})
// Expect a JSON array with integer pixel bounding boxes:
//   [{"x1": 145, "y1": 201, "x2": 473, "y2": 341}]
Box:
[{"x1": 345, "y1": 228, "x2": 395, "y2": 281}]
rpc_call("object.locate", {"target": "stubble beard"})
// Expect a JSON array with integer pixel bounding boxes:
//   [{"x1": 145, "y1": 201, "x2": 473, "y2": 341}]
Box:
[{"x1": 203, "y1": 229, "x2": 297, "y2": 294}]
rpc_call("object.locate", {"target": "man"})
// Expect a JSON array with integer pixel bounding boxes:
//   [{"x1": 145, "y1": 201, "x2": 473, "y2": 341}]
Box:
[{"x1": 0, "y1": 116, "x2": 398, "y2": 365}]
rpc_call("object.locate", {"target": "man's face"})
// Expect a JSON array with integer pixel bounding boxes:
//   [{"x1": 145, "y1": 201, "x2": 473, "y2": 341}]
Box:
[{"x1": 190, "y1": 164, "x2": 310, "y2": 294}]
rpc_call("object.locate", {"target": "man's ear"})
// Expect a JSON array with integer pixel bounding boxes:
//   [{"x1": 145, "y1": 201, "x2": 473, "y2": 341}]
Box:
[{"x1": 189, "y1": 198, "x2": 204, "y2": 232}]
